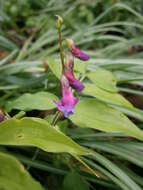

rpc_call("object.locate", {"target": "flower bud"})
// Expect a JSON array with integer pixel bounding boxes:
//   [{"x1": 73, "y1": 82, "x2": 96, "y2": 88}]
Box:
[
  {"x1": 56, "y1": 15, "x2": 63, "y2": 29},
  {"x1": 66, "y1": 38, "x2": 90, "y2": 61},
  {"x1": 64, "y1": 54, "x2": 84, "y2": 92}
]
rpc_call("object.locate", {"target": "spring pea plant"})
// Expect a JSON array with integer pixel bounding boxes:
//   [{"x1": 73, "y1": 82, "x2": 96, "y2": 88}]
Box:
[{"x1": 1, "y1": 14, "x2": 143, "y2": 190}]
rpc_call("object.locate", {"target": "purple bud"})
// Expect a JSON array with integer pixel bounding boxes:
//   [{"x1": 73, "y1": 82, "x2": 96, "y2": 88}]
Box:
[
  {"x1": 0, "y1": 110, "x2": 6, "y2": 122},
  {"x1": 55, "y1": 75, "x2": 78, "y2": 118},
  {"x1": 64, "y1": 54, "x2": 84, "y2": 92},
  {"x1": 66, "y1": 39, "x2": 90, "y2": 61},
  {"x1": 69, "y1": 80, "x2": 84, "y2": 92}
]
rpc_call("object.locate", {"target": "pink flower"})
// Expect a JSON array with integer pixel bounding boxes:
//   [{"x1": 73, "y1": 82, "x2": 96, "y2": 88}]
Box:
[
  {"x1": 64, "y1": 54, "x2": 84, "y2": 92},
  {"x1": 55, "y1": 75, "x2": 78, "y2": 118},
  {"x1": 66, "y1": 39, "x2": 90, "y2": 61}
]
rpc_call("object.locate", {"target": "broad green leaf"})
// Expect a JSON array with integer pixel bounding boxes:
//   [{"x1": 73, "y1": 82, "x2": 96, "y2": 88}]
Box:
[
  {"x1": 63, "y1": 170, "x2": 90, "y2": 190},
  {"x1": 74, "y1": 60, "x2": 88, "y2": 75},
  {"x1": 48, "y1": 58, "x2": 88, "y2": 79},
  {"x1": 0, "y1": 151, "x2": 43, "y2": 190},
  {"x1": 0, "y1": 117, "x2": 89, "y2": 155},
  {"x1": 48, "y1": 58, "x2": 62, "y2": 79},
  {"x1": 71, "y1": 99, "x2": 143, "y2": 141},
  {"x1": 87, "y1": 69, "x2": 118, "y2": 93},
  {"x1": 83, "y1": 83, "x2": 133, "y2": 109},
  {"x1": 5, "y1": 91, "x2": 58, "y2": 112}
]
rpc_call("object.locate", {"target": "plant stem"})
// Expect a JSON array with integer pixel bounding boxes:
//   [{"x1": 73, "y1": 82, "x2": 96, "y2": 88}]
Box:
[
  {"x1": 58, "y1": 27, "x2": 65, "y2": 72},
  {"x1": 51, "y1": 111, "x2": 61, "y2": 126},
  {"x1": 27, "y1": 148, "x2": 40, "y2": 170},
  {"x1": 13, "y1": 111, "x2": 26, "y2": 119}
]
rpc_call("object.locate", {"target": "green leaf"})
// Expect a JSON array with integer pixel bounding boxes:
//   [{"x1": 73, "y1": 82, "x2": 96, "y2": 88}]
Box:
[
  {"x1": 90, "y1": 152, "x2": 142, "y2": 190},
  {"x1": 87, "y1": 69, "x2": 118, "y2": 93},
  {"x1": 82, "y1": 141, "x2": 143, "y2": 168},
  {"x1": 83, "y1": 83, "x2": 133, "y2": 109},
  {"x1": 74, "y1": 60, "x2": 89, "y2": 75},
  {"x1": 0, "y1": 117, "x2": 89, "y2": 155},
  {"x1": 71, "y1": 99, "x2": 143, "y2": 141},
  {"x1": 5, "y1": 91, "x2": 58, "y2": 112},
  {"x1": 83, "y1": 157, "x2": 136, "y2": 190},
  {"x1": 63, "y1": 170, "x2": 90, "y2": 190},
  {"x1": 48, "y1": 58, "x2": 62, "y2": 79},
  {"x1": 0, "y1": 151, "x2": 43, "y2": 190},
  {"x1": 48, "y1": 58, "x2": 88, "y2": 79}
]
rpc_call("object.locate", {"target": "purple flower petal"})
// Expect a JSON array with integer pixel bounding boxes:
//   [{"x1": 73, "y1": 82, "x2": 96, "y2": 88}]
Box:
[
  {"x1": 70, "y1": 80, "x2": 84, "y2": 92},
  {"x1": 56, "y1": 75, "x2": 78, "y2": 118},
  {"x1": 64, "y1": 54, "x2": 85, "y2": 92},
  {"x1": 57, "y1": 100, "x2": 76, "y2": 118},
  {"x1": 71, "y1": 45, "x2": 90, "y2": 61},
  {"x1": 66, "y1": 38, "x2": 90, "y2": 61}
]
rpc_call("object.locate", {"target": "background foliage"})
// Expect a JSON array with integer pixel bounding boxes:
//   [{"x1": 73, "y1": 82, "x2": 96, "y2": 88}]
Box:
[{"x1": 1, "y1": 0, "x2": 143, "y2": 189}]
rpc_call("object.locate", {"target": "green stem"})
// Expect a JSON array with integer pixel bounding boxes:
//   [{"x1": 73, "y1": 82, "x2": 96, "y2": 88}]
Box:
[
  {"x1": 51, "y1": 111, "x2": 61, "y2": 126},
  {"x1": 27, "y1": 148, "x2": 40, "y2": 170},
  {"x1": 13, "y1": 111, "x2": 26, "y2": 119},
  {"x1": 58, "y1": 28, "x2": 65, "y2": 72}
]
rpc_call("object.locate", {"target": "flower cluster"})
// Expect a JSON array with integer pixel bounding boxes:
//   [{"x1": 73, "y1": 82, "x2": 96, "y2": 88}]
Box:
[{"x1": 56, "y1": 38, "x2": 89, "y2": 118}]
